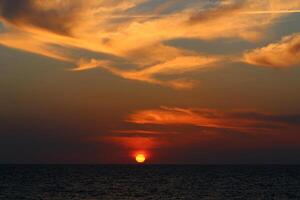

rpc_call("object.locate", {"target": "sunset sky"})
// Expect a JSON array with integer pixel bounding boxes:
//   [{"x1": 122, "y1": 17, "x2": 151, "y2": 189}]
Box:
[{"x1": 1, "y1": 0, "x2": 300, "y2": 164}]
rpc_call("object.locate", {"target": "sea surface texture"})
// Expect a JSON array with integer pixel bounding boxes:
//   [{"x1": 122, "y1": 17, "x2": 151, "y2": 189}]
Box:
[{"x1": 0, "y1": 165, "x2": 300, "y2": 200}]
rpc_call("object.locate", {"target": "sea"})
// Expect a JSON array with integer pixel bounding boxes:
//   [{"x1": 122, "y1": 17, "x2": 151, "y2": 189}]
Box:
[{"x1": 0, "y1": 165, "x2": 299, "y2": 200}]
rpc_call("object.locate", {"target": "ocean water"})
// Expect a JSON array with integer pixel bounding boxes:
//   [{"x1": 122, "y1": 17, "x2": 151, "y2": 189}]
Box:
[{"x1": 0, "y1": 165, "x2": 300, "y2": 200}]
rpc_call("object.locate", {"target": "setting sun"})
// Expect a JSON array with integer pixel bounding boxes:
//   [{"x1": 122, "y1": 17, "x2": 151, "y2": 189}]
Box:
[{"x1": 135, "y1": 154, "x2": 146, "y2": 163}]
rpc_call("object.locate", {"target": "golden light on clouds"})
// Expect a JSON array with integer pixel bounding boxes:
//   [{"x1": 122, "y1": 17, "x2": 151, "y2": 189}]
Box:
[
  {"x1": 1, "y1": 0, "x2": 300, "y2": 165},
  {"x1": 1, "y1": 0, "x2": 300, "y2": 89},
  {"x1": 244, "y1": 34, "x2": 300, "y2": 68}
]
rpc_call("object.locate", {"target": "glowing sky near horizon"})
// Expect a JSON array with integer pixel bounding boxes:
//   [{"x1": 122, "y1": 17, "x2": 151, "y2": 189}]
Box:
[{"x1": 0, "y1": 0, "x2": 300, "y2": 164}]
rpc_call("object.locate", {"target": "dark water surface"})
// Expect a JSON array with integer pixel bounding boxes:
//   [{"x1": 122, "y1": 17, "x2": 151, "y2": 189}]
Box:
[{"x1": 0, "y1": 165, "x2": 300, "y2": 200}]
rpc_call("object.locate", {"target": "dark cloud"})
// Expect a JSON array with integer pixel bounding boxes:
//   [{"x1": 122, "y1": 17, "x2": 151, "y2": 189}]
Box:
[
  {"x1": 188, "y1": 0, "x2": 245, "y2": 24},
  {"x1": 0, "y1": 0, "x2": 79, "y2": 35},
  {"x1": 0, "y1": 21, "x2": 4, "y2": 32},
  {"x1": 228, "y1": 111, "x2": 300, "y2": 125}
]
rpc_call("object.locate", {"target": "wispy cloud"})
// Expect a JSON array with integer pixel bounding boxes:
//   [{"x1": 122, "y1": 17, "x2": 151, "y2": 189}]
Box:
[
  {"x1": 102, "y1": 106, "x2": 300, "y2": 150},
  {"x1": 1, "y1": 0, "x2": 300, "y2": 88},
  {"x1": 0, "y1": 0, "x2": 82, "y2": 35},
  {"x1": 127, "y1": 107, "x2": 300, "y2": 133},
  {"x1": 72, "y1": 54, "x2": 220, "y2": 89},
  {"x1": 244, "y1": 33, "x2": 300, "y2": 68},
  {"x1": 242, "y1": 10, "x2": 300, "y2": 14}
]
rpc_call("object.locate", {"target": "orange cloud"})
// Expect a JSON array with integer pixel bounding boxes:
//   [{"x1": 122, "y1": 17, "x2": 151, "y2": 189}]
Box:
[
  {"x1": 127, "y1": 107, "x2": 300, "y2": 133},
  {"x1": 72, "y1": 54, "x2": 220, "y2": 89},
  {"x1": 101, "y1": 107, "x2": 300, "y2": 152},
  {"x1": 242, "y1": 10, "x2": 300, "y2": 14},
  {"x1": 1, "y1": 0, "x2": 300, "y2": 88},
  {"x1": 0, "y1": 30, "x2": 73, "y2": 61},
  {"x1": 244, "y1": 34, "x2": 300, "y2": 68}
]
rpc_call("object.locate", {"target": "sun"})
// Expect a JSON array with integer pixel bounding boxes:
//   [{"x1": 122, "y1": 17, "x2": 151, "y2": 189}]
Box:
[{"x1": 135, "y1": 154, "x2": 146, "y2": 163}]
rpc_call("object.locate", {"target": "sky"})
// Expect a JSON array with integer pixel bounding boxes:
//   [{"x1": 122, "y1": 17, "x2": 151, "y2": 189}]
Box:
[{"x1": 1, "y1": 0, "x2": 300, "y2": 164}]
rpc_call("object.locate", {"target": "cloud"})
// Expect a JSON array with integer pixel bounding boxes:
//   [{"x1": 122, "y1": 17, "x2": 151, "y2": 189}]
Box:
[
  {"x1": 112, "y1": 129, "x2": 164, "y2": 136},
  {"x1": 127, "y1": 107, "x2": 300, "y2": 133},
  {"x1": 242, "y1": 10, "x2": 300, "y2": 14},
  {"x1": 1, "y1": 0, "x2": 300, "y2": 88},
  {"x1": 188, "y1": 0, "x2": 245, "y2": 24},
  {"x1": 0, "y1": 0, "x2": 82, "y2": 35},
  {"x1": 0, "y1": 31, "x2": 76, "y2": 61},
  {"x1": 244, "y1": 33, "x2": 300, "y2": 68},
  {"x1": 103, "y1": 106, "x2": 300, "y2": 152},
  {"x1": 72, "y1": 53, "x2": 220, "y2": 89}
]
